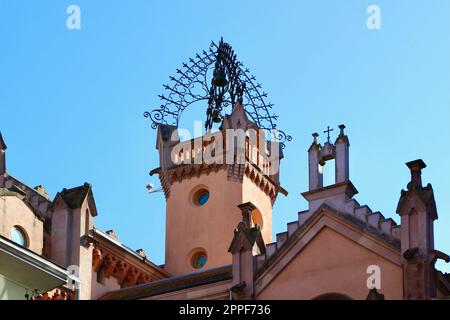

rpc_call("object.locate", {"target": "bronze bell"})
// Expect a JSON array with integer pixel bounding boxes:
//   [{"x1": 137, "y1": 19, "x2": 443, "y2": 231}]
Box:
[
  {"x1": 212, "y1": 67, "x2": 228, "y2": 87},
  {"x1": 212, "y1": 109, "x2": 223, "y2": 123}
]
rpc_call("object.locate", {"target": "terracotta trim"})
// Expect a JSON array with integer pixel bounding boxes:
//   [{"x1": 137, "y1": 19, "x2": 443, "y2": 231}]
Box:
[{"x1": 92, "y1": 228, "x2": 170, "y2": 278}]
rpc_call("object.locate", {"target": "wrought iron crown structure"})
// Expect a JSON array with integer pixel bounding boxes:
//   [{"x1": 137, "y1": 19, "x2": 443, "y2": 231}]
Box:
[{"x1": 144, "y1": 38, "x2": 292, "y2": 148}]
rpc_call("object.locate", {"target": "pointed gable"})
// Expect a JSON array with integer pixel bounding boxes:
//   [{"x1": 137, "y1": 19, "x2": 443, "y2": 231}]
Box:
[
  {"x1": 396, "y1": 159, "x2": 437, "y2": 220},
  {"x1": 397, "y1": 185, "x2": 437, "y2": 220},
  {"x1": 0, "y1": 186, "x2": 45, "y2": 221},
  {"x1": 55, "y1": 183, "x2": 97, "y2": 216},
  {"x1": 255, "y1": 204, "x2": 403, "y2": 299},
  {"x1": 228, "y1": 222, "x2": 266, "y2": 254},
  {"x1": 222, "y1": 102, "x2": 257, "y2": 131}
]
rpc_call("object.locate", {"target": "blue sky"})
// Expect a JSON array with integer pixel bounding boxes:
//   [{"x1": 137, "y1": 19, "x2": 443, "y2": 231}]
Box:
[{"x1": 1, "y1": 1, "x2": 449, "y2": 272}]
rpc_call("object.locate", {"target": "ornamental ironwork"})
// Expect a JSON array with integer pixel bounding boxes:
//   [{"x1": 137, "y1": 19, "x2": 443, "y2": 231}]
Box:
[{"x1": 144, "y1": 38, "x2": 292, "y2": 148}]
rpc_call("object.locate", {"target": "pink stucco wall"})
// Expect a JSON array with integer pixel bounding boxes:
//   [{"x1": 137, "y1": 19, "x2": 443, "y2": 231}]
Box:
[
  {"x1": 0, "y1": 196, "x2": 43, "y2": 254},
  {"x1": 257, "y1": 227, "x2": 403, "y2": 300}
]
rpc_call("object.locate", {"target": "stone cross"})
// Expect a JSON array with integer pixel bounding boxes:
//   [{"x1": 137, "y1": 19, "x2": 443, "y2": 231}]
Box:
[{"x1": 324, "y1": 126, "x2": 334, "y2": 144}]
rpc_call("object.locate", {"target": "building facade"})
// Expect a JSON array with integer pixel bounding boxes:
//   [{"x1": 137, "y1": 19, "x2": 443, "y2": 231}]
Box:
[{"x1": 1, "y1": 102, "x2": 449, "y2": 300}]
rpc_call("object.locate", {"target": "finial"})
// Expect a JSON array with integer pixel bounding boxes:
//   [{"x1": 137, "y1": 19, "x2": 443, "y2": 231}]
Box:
[
  {"x1": 406, "y1": 159, "x2": 427, "y2": 189},
  {"x1": 312, "y1": 132, "x2": 319, "y2": 145},
  {"x1": 338, "y1": 124, "x2": 346, "y2": 136},
  {"x1": 406, "y1": 159, "x2": 427, "y2": 171},
  {"x1": 323, "y1": 126, "x2": 334, "y2": 144},
  {"x1": 335, "y1": 124, "x2": 349, "y2": 146}
]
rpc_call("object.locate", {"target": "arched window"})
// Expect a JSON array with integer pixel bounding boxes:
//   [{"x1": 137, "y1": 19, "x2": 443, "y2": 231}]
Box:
[{"x1": 11, "y1": 226, "x2": 28, "y2": 248}]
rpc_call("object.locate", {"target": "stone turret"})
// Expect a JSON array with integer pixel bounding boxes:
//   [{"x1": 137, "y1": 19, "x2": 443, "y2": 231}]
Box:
[
  {"x1": 396, "y1": 159, "x2": 440, "y2": 299},
  {"x1": 51, "y1": 183, "x2": 97, "y2": 299}
]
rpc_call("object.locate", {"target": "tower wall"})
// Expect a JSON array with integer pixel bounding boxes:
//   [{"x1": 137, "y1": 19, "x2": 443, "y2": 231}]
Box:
[
  {"x1": 164, "y1": 169, "x2": 242, "y2": 275},
  {"x1": 164, "y1": 166, "x2": 275, "y2": 276}
]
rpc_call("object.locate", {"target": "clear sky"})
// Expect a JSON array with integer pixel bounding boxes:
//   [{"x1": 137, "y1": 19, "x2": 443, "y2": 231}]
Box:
[{"x1": 1, "y1": 1, "x2": 449, "y2": 272}]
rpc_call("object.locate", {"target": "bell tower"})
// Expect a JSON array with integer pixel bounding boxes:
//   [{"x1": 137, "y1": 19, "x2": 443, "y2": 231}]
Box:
[
  {"x1": 146, "y1": 39, "x2": 290, "y2": 276},
  {"x1": 152, "y1": 104, "x2": 285, "y2": 276}
]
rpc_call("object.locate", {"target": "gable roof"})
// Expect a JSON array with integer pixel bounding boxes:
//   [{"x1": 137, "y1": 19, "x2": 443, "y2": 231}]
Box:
[
  {"x1": 254, "y1": 204, "x2": 401, "y2": 294},
  {"x1": 221, "y1": 101, "x2": 259, "y2": 132},
  {"x1": 99, "y1": 265, "x2": 232, "y2": 300},
  {"x1": 0, "y1": 187, "x2": 21, "y2": 197},
  {"x1": 265, "y1": 203, "x2": 400, "y2": 271},
  {"x1": 228, "y1": 222, "x2": 266, "y2": 254},
  {"x1": 396, "y1": 183, "x2": 437, "y2": 220},
  {"x1": 0, "y1": 187, "x2": 45, "y2": 221},
  {"x1": 56, "y1": 183, "x2": 98, "y2": 216}
]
